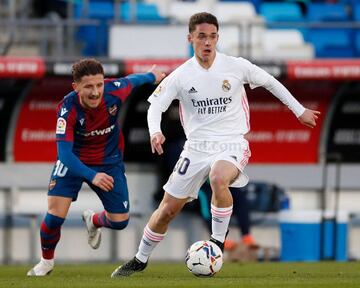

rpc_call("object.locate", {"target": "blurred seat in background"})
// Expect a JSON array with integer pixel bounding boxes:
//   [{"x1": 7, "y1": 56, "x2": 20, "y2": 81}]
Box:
[
  {"x1": 304, "y1": 3, "x2": 353, "y2": 58},
  {"x1": 260, "y1": 2, "x2": 304, "y2": 23},
  {"x1": 119, "y1": 2, "x2": 168, "y2": 23},
  {"x1": 305, "y1": 29, "x2": 354, "y2": 58},
  {"x1": 168, "y1": 0, "x2": 209, "y2": 23},
  {"x1": 214, "y1": 1, "x2": 264, "y2": 58},
  {"x1": 352, "y1": 4, "x2": 360, "y2": 57},
  {"x1": 258, "y1": 29, "x2": 314, "y2": 60},
  {"x1": 214, "y1": 1, "x2": 260, "y2": 24},
  {"x1": 74, "y1": 1, "x2": 114, "y2": 56}
]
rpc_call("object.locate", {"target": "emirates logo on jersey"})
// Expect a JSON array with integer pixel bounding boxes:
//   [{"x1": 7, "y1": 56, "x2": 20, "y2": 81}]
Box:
[
  {"x1": 108, "y1": 104, "x2": 117, "y2": 116},
  {"x1": 222, "y1": 80, "x2": 231, "y2": 92},
  {"x1": 191, "y1": 97, "x2": 232, "y2": 115}
]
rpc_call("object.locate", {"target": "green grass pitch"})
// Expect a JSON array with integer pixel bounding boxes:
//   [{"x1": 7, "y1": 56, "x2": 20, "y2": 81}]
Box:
[{"x1": 1, "y1": 261, "x2": 360, "y2": 288}]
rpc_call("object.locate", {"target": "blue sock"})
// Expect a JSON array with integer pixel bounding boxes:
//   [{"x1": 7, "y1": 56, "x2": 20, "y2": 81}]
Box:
[
  {"x1": 40, "y1": 212, "x2": 65, "y2": 259},
  {"x1": 93, "y1": 211, "x2": 129, "y2": 230}
]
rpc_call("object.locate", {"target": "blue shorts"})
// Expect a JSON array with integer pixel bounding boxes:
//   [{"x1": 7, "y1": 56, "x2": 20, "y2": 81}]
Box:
[{"x1": 48, "y1": 161, "x2": 129, "y2": 214}]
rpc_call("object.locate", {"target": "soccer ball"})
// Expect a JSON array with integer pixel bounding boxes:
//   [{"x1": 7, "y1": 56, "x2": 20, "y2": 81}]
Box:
[{"x1": 185, "y1": 240, "x2": 223, "y2": 277}]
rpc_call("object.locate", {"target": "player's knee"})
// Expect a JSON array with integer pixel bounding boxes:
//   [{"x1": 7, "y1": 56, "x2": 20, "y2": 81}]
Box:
[
  {"x1": 108, "y1": 218, "x2": 129, "y2": 230},
  {"x1": 158, "y1": 207, "x2": 177, "y2": 223},
  {"x1": 209, "y1": 173, "x2": 227, "y2": 191},
  {"x1": 43, "y1": 212, "x2": 65, "y2": 229}
]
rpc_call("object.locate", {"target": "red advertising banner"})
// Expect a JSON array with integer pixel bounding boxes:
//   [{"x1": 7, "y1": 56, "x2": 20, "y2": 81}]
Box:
[
  {"x1": 287, "y1": 60, "x2": 360, "y2": 80},
  {"x1": 246, "y1": 81, "x2": 333, "y2": 163},
  {"x1": 124, "y1": 59, "x2": 186, "y2": 75},
  {"x1": 13, "y1": 77, "x2": 71, "y2": 162},
  {"x1": 4, "y1": 57, "x2": 360, "y2": 81},
  {"x1": 11, "y1": 76, "x2": 334, "y2": 163},
  {"x1": 0, "y1": 57, "x2": 45, "y2": 78}
]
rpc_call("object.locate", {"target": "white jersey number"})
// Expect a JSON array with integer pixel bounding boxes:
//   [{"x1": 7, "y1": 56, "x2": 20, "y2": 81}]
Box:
[
  {"x1": 174, "y1": 157, "x2": 190, "y2": 175},
  {"x1": 53, "y1": 160, "x2": 68, "y2": 177}
]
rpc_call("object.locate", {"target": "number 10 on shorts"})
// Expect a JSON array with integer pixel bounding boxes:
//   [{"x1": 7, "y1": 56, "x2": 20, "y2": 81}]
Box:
[{"x1": 174, "y1": 157, "x2": 190, "y2": 175}]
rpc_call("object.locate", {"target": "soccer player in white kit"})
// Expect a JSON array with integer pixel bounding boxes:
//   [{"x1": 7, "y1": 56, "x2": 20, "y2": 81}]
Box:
[{"x1": 111, "y1": 12, "x2": 320, "y2": 277}]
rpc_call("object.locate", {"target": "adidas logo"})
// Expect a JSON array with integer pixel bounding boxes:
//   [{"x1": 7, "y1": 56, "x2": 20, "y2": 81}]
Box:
[{"x1": 188, "y1": 87, "x2": 198, "y2": 93}]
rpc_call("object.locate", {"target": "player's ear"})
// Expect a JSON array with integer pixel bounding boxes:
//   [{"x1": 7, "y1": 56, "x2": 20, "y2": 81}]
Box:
[
  {"x1": 187, "y1": 33, "x2": 192, "y2": 44},
  {"x1": 72, "y1": 82, "x2": 78, "y2": 92}
]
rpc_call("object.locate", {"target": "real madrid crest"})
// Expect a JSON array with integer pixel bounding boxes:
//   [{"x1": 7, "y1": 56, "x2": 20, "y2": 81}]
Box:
[{"x1": 222, "y1": 80, "x2": 231, "y2": 92}]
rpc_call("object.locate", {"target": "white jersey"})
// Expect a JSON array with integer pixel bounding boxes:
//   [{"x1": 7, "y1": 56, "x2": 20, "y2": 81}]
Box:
[{"x1": 148, "y1": 52, "x2": 305, "y2": 142}]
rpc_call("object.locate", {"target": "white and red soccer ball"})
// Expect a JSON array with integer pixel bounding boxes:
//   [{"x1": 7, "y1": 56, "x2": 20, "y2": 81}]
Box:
[{"x1": 185, "y1": 240, "x2": 223, "y2": 277}]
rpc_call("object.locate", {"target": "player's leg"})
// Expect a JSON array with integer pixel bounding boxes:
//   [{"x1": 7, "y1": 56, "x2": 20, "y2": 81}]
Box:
[
  {"x1": 27, "y1": 196, "x2": 72, "y2": 276},
  {"x1": 84, "y1": 162, "x2": 130, "y2": 249},
  {"x1": 230, "y1": 187, "x2": 256, "y2": 246},
  {"x1": 136, "y1": 192, "x2": 188, "y2": 259},
  {"x1": 111, "y1": 148, "x2": 208, "y2": 278},
  {"x1": 208, "y1": 160, "x2": 238, "y2": 251},
  {"x1": 27, "y1": 161, "x2": 82, "y2": 277},
  {"x1": 209, "y1": 139, "x2": 251, "y2": 251},
  {"x1": 111, "y1": 193, "x2": 188, "y2": 277}
]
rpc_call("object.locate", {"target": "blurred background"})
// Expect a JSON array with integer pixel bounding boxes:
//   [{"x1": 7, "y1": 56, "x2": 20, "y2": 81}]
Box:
[{"x1": 1, "y1": 0, "x2": 360, "y2": 265}]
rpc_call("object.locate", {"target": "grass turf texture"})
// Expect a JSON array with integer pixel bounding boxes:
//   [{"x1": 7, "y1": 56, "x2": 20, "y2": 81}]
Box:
[{"x1": 1, "y1": 262, "x2": 360, "y2": 288}]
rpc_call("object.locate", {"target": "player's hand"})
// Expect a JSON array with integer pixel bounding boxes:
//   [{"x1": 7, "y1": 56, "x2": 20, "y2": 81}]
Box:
[
  {"x1": 92, "y1": 172, "x2": 114, "y2": 192},
  {"x1": 150, "y1": 132, "x2": 166, "y2": 155},
  {"x1": 148, "y1": 65, "x2": 166, "y2": 84},
  {"x1": 298, "y1": 108, "x2": 321, "y2": 128}
]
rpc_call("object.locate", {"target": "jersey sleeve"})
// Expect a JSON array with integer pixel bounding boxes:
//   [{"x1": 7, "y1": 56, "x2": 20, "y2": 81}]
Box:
[
  {"x1": 236, "y1": 57, "x2": 305, "y2": 117},
  {"x1": 57, "y1": 141, "x2": 96, "y2": 182},
  {"x1": 126, "y1": 72, "x2": 155, "y2": 87},
  {"x1": 55, "y1": 103, "x2": 77, "y2": 142},
  {"x1": 55, "y1": 103, "x2": 96, "y2": 181},
  {"x1": 106, "y1": 72, "x2": 155, "y2": 103},
  {"x1": 235, "y1": 57, "x2": 272, "y2": 89},
  {"x1": 147, "y1": 71, "x2": 179, "y2": 112},
  {"x1": 105, "y1": 78, "x2": 132, "y2": 103}
]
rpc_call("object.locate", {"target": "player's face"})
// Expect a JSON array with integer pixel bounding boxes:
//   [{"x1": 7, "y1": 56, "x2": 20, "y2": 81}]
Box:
[
  {"x1": 188, "y1": 23, "x2": 218, "y2": 66},
  {"x1": 73, "y1": 74, "x2": 104, "y2": 109}
]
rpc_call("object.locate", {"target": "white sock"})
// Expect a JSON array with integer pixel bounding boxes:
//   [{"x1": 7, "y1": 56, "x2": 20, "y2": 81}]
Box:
[
  {"x1": 41, "y1": 257, "x2": 54, "y2": 266},
  {"x1": 211, "y1": 204, "x2": 233, "y2": 243},
  {"x1": 135, "y1": 225, "x2": 166, "y2": 263}
]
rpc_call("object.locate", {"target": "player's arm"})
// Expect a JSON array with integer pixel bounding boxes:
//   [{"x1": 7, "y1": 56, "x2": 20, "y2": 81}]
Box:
[
  {"x1": 108, "y1": 65, "x2": 166, "y2": 102},
  {"x1": 242, "y1": 58, "x2": 320, "y2": 128},
  {"x1": 148, "y1": 103, "x2": 166, "y2": 155},
  {"x1": 57, "y1": 141, "x2": 114, "y2": 192},
  {"x1": 126, "y1": 65, "x2": 166, "y2": 87},
  {"x1": 147, "y1": 71, "x2": 179, "y2": 155},
  {"x1": 55, "y1": 103, "x2": 113, "y2": 191},
  {"x1": 262, "y1": 76, "x2": 320, "y2": 128}
]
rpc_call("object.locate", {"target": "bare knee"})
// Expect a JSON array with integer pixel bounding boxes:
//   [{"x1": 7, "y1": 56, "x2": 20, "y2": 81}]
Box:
[
  {"x1": 209, "y1": 171, "x2": 228, "y2": 192},
  {"x1": 157, "y1": 206, "x2": 178, "y2": 224}
]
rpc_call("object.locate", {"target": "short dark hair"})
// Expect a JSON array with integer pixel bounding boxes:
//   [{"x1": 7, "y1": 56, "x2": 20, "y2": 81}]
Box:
[
  {"x1": 71, "y1": 58, "x2": 104, "y2": 83},
  {"x1": 188, "y1": 12, "x2": 219, "y2": 33}
]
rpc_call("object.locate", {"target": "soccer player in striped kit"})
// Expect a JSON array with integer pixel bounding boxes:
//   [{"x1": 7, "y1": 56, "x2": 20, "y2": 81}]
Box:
[
  {"x1": 27, "y1": 58, "x2": 165, "y2": 276},
  {"x1": 111, "y1": 12, "x2": 320, "y2": 277}
]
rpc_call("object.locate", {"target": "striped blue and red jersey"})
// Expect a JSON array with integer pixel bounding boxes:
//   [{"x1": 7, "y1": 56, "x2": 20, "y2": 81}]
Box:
[{"x1": 55, "y1": 73, "x2": 155, "y2": 182}]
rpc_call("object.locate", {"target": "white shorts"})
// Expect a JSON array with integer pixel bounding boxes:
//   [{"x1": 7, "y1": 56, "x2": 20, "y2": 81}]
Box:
[{"x1": 163, "y1": 138, "x2": 251, "y2": 201}]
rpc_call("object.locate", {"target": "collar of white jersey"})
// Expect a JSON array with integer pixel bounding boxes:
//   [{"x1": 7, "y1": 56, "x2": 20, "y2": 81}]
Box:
[{"x1": 191, "y1": 51, "x2": 222, "y2": 71}]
